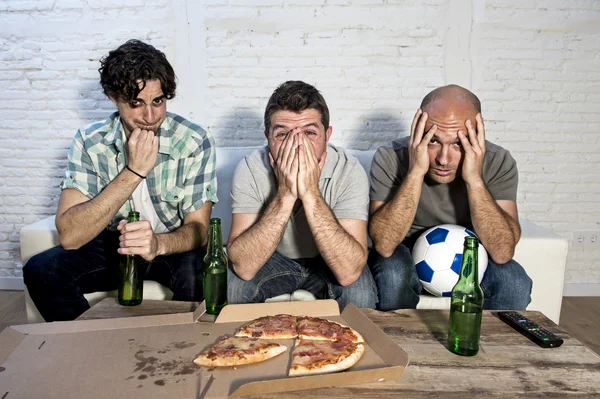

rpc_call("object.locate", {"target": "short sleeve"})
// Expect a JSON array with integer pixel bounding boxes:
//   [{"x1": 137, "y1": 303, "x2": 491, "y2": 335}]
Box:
[
  {"x1": 484, "y1": 149, "x2": 518, "y2": 201},
  {"x1": 332, "y1": 160, "x2": 369, "y2": 221},
  {"x1": 180, "y1": 133, "x2": 219, "y2": 217},
  {"x1": 369, "y1": 146, "x2": 400, "y2": 203},
  {"x1": 60, "y1": 129, "x2": 99, "y2": 199},
  {"x1": 231, "y1": 157, "x2": 263, "y2": 214}
]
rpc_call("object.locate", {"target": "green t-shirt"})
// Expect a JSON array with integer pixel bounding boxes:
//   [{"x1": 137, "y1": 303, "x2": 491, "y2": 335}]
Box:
[{"x1": 369, "y1": 136, "x2": 518, "y2": 246}]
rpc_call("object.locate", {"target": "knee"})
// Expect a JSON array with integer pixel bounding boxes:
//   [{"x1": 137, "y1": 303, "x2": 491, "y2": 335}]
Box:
[
  {"x1": 369, "y1": 245, "x2": 416, "y2": 283},
  {"x1": 507, "y1": 261, "x2": 533, "y2": 294},
  {"x1": 227, "y1": 266, "x2": 257, "y2": 304},
  {"x1": 495, "y1": 260, "x2": 533, "y2": 294},
  {"x1": 23, "y1": 251, "x2": 55, "y2": 286}
]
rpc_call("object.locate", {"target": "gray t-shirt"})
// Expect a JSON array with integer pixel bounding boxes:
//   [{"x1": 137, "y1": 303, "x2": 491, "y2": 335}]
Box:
[
  {"x1": 369, "y1": 136, "x2": 518, "y2": 245},
  {"x1": 232, "y1": 144, "x2": 369, "y2": 259}
]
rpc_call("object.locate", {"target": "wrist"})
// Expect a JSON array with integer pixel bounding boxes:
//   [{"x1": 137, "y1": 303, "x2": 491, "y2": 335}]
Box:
[
  {"x1": 154, "y1": 234, "x2": 166, "y2": 257},
  {"x1": 275, "y1": 191, "x2": 297, "y2": 210},
  {"x1": 300, "y1": 188, "x2": 321, "y2": 208},
  {"x1": 465, "y1": 176, "x2": 485, "y2": 190},
  {"x1": 125, "y1": 165, "x2": 146, "y2": 179},
  {"x1": 406, "y1": 169, "x2": 426, "y2": 182}
]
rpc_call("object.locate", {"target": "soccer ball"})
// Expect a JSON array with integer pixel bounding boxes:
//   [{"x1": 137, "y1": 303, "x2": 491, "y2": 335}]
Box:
[{"x1": 412, "y1": 224, "x2": 488, "y2": 297}]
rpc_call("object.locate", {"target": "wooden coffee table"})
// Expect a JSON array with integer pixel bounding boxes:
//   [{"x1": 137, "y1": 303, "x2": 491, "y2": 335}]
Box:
[{"x1": 78, "y1": 299, "x2": 600, "y2": 397}]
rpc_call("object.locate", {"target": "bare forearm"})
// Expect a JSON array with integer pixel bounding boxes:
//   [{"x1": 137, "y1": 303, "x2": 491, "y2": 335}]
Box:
[
  {"x1": 228, "y1": 194, "x2": 295, "y2": 280},
  {"x1": 303, "y1": 195, "x2": 367, "y2": 286},
  {"x1": 155, "y1": 221, "x2": 208, "y2": 257},
  {"x1": 57, "y1": 170, "x2": 142, "y2": 249},
  {"x1": 467, "y1": 182, "x2": 519, "y2": 264},
  {"x1": 369, "y1": 172, "x2": 423, "y2": 257}
]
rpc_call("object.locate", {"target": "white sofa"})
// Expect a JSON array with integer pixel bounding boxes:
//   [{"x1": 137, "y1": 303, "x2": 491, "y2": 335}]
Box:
[{"x1": 20, "y1": 147, "x2": 569, "y2": 324}]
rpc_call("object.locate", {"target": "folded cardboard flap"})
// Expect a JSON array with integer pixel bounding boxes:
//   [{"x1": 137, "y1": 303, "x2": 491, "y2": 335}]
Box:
[
  {"x1": 341, "y1": 304, "x2": 409, "y2": 367},
  {"x1": 193, "y1": 300, "x2": 207, "y2": 321},
  {"x1": 0, "y1": 327, "x2": 25, "y2": 365},
  {"x1": 230, "y1": 367, "x2": 401, "y2": 397},
  {"x1": 216, "y1": 299, "x2": 341, "y2": 323},
  {"x1": 10, "y1": 310, "x2": 201, "y2": 336}
]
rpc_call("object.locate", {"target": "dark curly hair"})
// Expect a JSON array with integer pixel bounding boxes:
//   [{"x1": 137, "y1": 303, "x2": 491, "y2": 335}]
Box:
[
  {"x1": 99, "y1": 39, "x2": 176, "y2": 102},
  {"x1": 264, "y1": 81, "x2": 330, "y2": 133}
]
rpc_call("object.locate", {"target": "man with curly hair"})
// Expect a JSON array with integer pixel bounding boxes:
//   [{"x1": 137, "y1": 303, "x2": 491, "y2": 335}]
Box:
[{"x1": 23, "y1": 39, "x2": 217, "y2": 321}]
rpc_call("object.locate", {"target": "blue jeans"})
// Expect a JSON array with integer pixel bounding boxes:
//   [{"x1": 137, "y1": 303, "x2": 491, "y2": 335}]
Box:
[
  {"x1": 227, "y1": 251, "x2": 377, "y2": 310},
  {"x1": 368, "y1": 244, "x2": 532, "y2": 311},
  {"x1": 23, "y1": 229, "x2": 206, "y2": 322}
]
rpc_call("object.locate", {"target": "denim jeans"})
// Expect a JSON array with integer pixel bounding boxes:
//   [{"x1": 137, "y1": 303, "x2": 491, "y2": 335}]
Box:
[
  {"x1": 22, "y1": 229, "x2": 206, "y2": 322},
  {"x1": 368, "y1": 244, "x2": 533, "y2": 311},
  {"x1": 227, "y1": 251, "x2": 377, "y2": 310}
]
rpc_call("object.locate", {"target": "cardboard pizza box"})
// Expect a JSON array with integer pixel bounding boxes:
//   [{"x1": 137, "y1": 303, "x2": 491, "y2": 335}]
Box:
[{"x1": 0, "y1": 300, "x2": 408, "y2": 398}]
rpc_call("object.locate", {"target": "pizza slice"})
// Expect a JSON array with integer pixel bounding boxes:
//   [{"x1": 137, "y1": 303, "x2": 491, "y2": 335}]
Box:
[
  {"x1": 235, "y1": 314, "x2": 298, "y2": 339},
  {"x1": 297, "y1": 316, "x2": 364, "y2": 343},
  {"x1": 193, "y1": 335, "x2": 287, "y2": 367},
  {"x1": 289, "y1": 339, "x2": 364, "y2": 376}
]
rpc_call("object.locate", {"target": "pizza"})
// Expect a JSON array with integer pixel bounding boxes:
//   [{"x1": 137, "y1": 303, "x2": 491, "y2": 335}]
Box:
[
  {"x1": 289, "y1": 338, "x2": 365, "y2": 376},
  {"x1": 194, "y1": 315, "x2": 366, "y2": 374},
  {"x1": 235, "y1": 314, "x2": 298, "y2": 339},
  {"x1": 193, "y1": 335, "x2": 287, "y2": 367},
  {"x1": 297, "y1": 316, "x2": 364, "y2": 343}
]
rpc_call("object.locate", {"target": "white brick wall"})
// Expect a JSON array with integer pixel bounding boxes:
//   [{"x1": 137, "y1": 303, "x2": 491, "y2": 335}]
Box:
[{"x1": 1, "y1": 0, "x2": 599, "y2": 287}]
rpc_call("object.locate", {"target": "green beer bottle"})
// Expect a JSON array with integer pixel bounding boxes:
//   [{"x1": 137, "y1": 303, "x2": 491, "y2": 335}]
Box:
[
  {"x1": 447, "y1": 236, "x2": 484, "y2": 356},
  {"x1": 203, "y1": 218, "x2": 228, "y2": 315},
  {"x1": 118, "y1": 211, "x2": 143, "y2": 306}
]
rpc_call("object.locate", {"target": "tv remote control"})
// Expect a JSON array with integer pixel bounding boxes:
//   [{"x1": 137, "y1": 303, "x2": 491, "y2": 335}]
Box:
[{"x1": 497, "y1": 311, "x2": 564, "y2": 348}]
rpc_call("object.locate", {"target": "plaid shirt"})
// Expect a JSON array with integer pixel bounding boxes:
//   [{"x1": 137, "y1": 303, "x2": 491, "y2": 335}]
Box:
[{"x1": 61, "y1": 111, "x2": 218, "y2": 232}]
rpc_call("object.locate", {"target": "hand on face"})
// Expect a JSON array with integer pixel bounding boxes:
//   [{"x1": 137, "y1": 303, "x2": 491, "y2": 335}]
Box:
[
  {"x1": 269, "y1": 128, "x2": 300, "y2": 200},
  {"x1": 117, "y1": 219, "x2": 159, "y2": 261},
  {"x1": 127, "y1": 128, "x2": 159, "y2": 176},
  {"x1": 297, "y1": 133, "x2": 327, "y2": 201},
  {"x1": 408, "y1": 109, "x2": 438, "y2": 178},
  {"x1": 458, "y1": 113, "x2": 486, "y2": 185}
]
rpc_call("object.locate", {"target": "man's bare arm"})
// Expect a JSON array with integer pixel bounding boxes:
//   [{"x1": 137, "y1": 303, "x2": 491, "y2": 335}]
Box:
[
  {"x1": 57, "y1": 128, "x2": 158, "y2": 250},
  {"x1": 118, "y1": 201, "x2": 213, "y2": 260},
  {"x1": 468, "y1": 187, "x2": 520, "y2": 264},
  {"x1": 295, "y1": 134, "x2": 367, "y2": 286},
  {"x1": 303, "y1": 194, "x2": 367, "y2": 286},
  {"x1": 157, "y1": 202, "x2": 213, "y2": 252},
  {"x1": 369, "y1": 109, "x2": 437, "y2": 258},
  {"x1": 459, "y1": 114, "x2": 519, "y2": 264},
  {"x1": 368, "y1": 171, "x2": 423, "y2": 257},
  {"x1": 227, "y1": 194, "x2": 296, "y2": 280},
  {"x1": 56, "y1": 169, "x2": 143, "y2": 249},
  {"x1": 227, "y1": 131, "x2": 299, "y2": 280}
]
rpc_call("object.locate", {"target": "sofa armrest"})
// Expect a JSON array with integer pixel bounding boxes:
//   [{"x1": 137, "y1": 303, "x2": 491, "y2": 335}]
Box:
[
  {"x1": 514, "y1": 218, "x2": 568, "y2": 324},
  {"x1": 20, "y1": 215, "x2": 59, "y2": 265}
]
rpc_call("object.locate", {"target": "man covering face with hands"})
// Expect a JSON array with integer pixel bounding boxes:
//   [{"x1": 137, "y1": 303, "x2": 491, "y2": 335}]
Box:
[
  {"x1": 227, "y1": 81, "x2": 377, "y2": 309},
  {"x1": 368, "y1": 84, "x2": 532, "y2": 311}
]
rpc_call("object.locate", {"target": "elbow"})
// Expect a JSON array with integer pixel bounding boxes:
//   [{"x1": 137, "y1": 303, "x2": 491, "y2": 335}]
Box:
[
  {"x1": 489, "y1": 248, "x2": 514, "y2": 265},
  {"x1": 338, "y1": 274, "x2": 359, "y2": 287},
  {"x1": 58, "y1": 231, "x2": 81, "y2": 251},
  {"x1": 338, "y1": 258, "x2": 368, "y2": 287},
  {"x1": 231, "y1": 262, "x2": 256, "y2": 281},
  {"x1": 373, "y1": 241, "x2": 394, "y2": 259}
]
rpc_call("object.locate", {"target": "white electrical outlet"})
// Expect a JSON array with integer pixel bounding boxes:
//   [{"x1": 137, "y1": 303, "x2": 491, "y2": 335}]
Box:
[{"x1": 572, "y1": 231, "x2": 600, "y2": 248}]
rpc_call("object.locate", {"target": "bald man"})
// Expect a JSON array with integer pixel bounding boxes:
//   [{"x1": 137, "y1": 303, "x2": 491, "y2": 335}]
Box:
[{"x1": 367, "y1": 85, "x2": 532, "y2": 311}]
